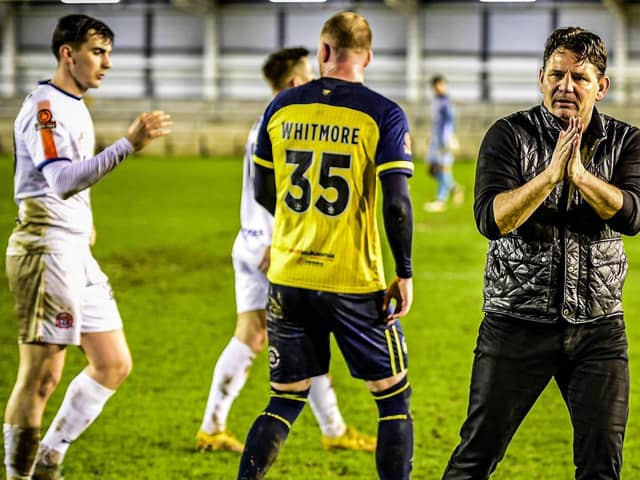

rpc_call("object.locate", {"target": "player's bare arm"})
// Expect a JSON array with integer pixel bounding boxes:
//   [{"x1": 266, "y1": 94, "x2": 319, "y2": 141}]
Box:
[{"x1": 493, "y1": 118, "x2": 580, "y2": 235}]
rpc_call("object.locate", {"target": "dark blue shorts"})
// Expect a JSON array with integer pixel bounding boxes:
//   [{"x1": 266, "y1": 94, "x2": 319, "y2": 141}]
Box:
[{"x1": 266, "y1": 283, "x2": 408, "y2": 383}]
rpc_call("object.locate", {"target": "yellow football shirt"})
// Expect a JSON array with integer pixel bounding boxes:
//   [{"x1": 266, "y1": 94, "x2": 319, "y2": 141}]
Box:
[{"x1": 254, "y1": 78, "x2": 413, "y2": 294}]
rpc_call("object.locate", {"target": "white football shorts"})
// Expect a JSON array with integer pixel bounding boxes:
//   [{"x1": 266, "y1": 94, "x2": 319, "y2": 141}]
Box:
[
  {"x1": 231, "y1": 235, "x2": 269, "y2": 315},
  {"x1": 6, "y1": 246, "x2": 123, "y2": 345}
]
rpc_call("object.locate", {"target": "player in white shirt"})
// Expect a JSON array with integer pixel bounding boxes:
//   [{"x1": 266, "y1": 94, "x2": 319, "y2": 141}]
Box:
[
  {"x1": 196, "y1": 47, "x2": 375, "y2": 454},
  {"x1": 3, "y1": 14, "x2": 171, "y2": 480}
]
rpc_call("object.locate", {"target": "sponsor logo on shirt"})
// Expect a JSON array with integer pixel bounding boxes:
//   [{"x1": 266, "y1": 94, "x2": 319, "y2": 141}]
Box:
[
  {"x1": 55, "y1": 312, "x2": 74, "y2": 329},
  {"x1": 241, "y1": 228, "x2": 264, "y2": 238}
]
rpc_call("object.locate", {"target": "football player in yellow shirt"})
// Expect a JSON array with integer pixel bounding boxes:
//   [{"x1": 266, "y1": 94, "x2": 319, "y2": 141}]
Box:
[
  {"x1": 195, "y1": 47, "x2": 374, "y2": 455},
  {"x1": 238, "y1": 11, "x2": 414, "y2": 480}
]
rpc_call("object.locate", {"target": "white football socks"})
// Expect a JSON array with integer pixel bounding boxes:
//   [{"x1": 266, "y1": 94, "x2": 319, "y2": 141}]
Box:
[
  {"x1": 201, "y1": 337, "x2": 255, "y2": 434},
  {"x1": 3, "y1": 424, "x2": 38, "y2": 479},
  {"x1": 308, "y1": 374, "x2": 346, "y2": 438},
  {"x1": 39, "y1": 371, "x2": 115, "y2": 464}
]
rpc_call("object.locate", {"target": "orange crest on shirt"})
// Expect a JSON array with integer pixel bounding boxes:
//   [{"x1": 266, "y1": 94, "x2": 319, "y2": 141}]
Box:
[
  {"x1": 38, "y1": 108, "x2": 53, "y2": 124},
  {"x1": 36, "y1": 100, "x2": 58, "y2": 158}
]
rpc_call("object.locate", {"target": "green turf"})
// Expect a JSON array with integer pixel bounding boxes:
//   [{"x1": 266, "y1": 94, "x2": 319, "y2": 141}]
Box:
[{"x1": 0, "y1": 154, "x2": 638, "y2": 479}]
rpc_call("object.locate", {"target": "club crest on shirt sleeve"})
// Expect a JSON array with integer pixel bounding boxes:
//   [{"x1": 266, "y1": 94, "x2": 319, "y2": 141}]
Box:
[
  {"x1": 403, "y1": 132, "x2": 412, "y2": 155},
  {"x1": 36, "y1": 108, "x2": 57, "y2": 130}
]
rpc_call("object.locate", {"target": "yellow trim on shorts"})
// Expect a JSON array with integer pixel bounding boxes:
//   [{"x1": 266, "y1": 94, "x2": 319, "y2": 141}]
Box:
[
  {"x1": 385, "y1": 329, "x2": 398, "y2": 376},
  {"x1": 392, "y1": 325, "x2": 405, "y2": 372}
]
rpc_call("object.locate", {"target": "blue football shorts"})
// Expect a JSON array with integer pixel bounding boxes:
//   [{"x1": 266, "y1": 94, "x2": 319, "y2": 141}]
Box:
[{"x1": 266, "y1": 283, "x2": 408, "y2": 383}]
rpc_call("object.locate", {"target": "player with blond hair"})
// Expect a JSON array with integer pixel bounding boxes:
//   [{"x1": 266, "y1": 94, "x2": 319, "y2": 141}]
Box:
[
  {"x1": 238, "y1": 12, "x2": 414, "y2": 480},
  {"x1": 196, "y1": 47, "x2": 374, "y2": 454}
]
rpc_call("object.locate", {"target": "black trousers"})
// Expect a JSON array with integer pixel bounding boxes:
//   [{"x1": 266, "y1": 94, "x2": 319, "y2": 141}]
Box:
[{"x1": 442, "y1": 314, "x2": 629, "y2": 480}]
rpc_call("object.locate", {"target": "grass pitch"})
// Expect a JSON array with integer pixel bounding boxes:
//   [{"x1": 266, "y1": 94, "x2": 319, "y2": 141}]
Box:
[{"x1": 0, "y1": 154, "x2": 638, "y2": 479}]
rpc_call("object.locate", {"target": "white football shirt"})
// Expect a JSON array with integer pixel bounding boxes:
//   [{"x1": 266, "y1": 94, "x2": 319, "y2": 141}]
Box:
[
  {"x1": 232, "y1": 116, "x2": 274, "y2": 263},
  {"x1": 8, "y1": 81, "x2": 95, "y2": 254}
]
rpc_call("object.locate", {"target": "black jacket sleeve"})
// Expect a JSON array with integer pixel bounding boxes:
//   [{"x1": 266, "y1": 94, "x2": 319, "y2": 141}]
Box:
[
  {"x1": 473, "y1": 119, "x2": 521, "y2": 240},
  {"x1": 607, "y1": 126, "x2": 640, "y2": 236}
]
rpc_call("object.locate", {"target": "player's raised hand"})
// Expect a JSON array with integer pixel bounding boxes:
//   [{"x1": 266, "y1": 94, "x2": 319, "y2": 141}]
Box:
[
  {"x1": 383, "y1": 276, "x2": 413, "y2": 324},
  {"x1": 126, "y1": 110, "x2": 172, "y2": 152}
]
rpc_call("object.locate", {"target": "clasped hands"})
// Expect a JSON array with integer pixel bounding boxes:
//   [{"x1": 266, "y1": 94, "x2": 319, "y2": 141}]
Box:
[{"x1": 547, "y1": 116, "x2": 587, "y2": 187}]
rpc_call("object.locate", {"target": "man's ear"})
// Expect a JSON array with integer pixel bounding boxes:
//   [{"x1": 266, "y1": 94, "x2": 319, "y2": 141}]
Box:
[
  {"x1": 596, "y1": 75, "x2": 610, "y2": 101},
  {"x1": 364, "y1": 49, "x2": 372, "y2": 68},
  {"x1": 320, "y1": 42, "x2": 330, "y2": 63},
  {"x1": 286, "y1": 75, "x2": 298, "y2": 88},
  {"x1": 537, "y1": 67, "x2": 544, "y2": 93},
  {"x1": 60, "y1": 44, "x2": 74, "y2": 65}
]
